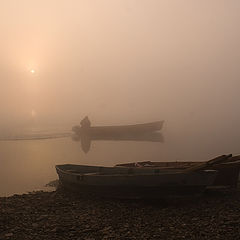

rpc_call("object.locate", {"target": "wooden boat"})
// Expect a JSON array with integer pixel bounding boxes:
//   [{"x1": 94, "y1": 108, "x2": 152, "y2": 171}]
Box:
[
  {"x1": 72, "y1": 119, "x2": 164, "y2": 138},
  {"x1": 56, "y1": 164, "x2": 217, "y2": 197},
  {"x1": 72, "y1": 117, "x2": 164, "y2": 153},
  {"x1": 115, "y1": 155, "x2": 240, "y2": 188}
]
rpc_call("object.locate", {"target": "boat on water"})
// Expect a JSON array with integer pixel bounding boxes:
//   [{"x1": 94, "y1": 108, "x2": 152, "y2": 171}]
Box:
[
  {"x1": 56, "y1": 164, "x2": 217, "y2": 197},
  {"x1": 72, "y1": 116, "x2": 164, "y2": 138},
  {"x1": 72, "y1": 117, "x2": 164, "y2": 153},
  {"x1": 115, "y1": 155, "x2": 240, "y2": 189}
]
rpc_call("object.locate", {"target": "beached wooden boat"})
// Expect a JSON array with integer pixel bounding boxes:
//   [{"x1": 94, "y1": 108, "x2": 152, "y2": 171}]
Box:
[
  {"x1": 56, "y1": 164, "x2": 217, "y2": 197},
  {"x1": 115, "y1": 155, "x2": 240, "y2": 188}
]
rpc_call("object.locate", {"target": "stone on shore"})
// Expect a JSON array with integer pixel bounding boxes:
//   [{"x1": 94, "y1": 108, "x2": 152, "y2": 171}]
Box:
[{"x1": 1, "y1": 189, "x2": 240, "y2": 239}]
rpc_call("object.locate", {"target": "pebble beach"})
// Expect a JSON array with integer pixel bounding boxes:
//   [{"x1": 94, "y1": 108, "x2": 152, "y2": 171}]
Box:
[{"x1": 1, "y1": 187, "x2": 240, "y2": 240}]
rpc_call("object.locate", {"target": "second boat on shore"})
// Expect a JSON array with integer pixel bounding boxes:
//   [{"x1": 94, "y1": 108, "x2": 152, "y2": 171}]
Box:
[{"x1": 56, "y1": 164, "x2": 217, "y2": 198}]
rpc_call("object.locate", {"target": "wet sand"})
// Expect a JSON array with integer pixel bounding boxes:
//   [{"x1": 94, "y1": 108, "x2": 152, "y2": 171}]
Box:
[{"x1": 1, "y1": 188, "x2": 240, "y2": 240}]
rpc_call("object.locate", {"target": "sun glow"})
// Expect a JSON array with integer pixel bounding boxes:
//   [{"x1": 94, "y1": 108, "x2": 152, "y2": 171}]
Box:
[{"x1": 30, "y1": 69, "x2": 35, "y2": 74}]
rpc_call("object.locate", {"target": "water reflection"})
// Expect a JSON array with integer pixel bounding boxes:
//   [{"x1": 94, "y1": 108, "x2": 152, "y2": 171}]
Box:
[{"x1": 72, "y1": 132, "x2": 164, "y2": 153}]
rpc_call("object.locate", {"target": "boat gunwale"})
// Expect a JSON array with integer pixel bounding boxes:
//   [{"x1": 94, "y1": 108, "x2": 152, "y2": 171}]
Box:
[
  {"x1": 56, "y1": 164, "x2": 217, "y2": 178},
  {"x1": 115, "y1": 160, "x2": 240, "y2": 168},
  {"x1": 89, "y1": 121, "x2": 164, "y2": 130}
]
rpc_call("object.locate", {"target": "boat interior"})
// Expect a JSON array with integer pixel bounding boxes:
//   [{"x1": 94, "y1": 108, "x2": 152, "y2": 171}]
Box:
[{"x1": 56, "y1": 164, "x2": 212, "y2": 176}]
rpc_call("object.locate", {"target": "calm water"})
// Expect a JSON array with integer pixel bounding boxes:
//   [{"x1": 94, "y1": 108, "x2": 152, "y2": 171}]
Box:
[
  {"x1": 1, "y1": 125, "x2": 239, "y2": 196},
  {"x1": 0, "y1": 137, "x2": 166, "y2": 196}
]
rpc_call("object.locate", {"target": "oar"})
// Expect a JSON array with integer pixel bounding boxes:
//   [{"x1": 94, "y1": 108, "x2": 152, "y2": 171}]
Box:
[
  {"x1": 184, "y1": 154, "x2": 232, "y2": 172},
  {"x1": 227, "y1": 155, "x2": 240, "y2": 162}
]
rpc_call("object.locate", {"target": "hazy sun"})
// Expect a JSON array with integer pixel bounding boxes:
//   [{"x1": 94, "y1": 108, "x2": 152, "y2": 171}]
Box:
[{"x1": 30, "y1": 69, "x2": 35, "y2": 74}]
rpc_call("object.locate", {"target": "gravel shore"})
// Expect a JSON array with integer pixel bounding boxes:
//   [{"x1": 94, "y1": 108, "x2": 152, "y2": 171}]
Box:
[{"x1": 1, "y1": 188, "x2": 240, "y2": 240}]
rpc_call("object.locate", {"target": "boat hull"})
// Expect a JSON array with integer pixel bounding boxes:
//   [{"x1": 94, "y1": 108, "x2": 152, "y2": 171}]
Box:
[
  {"x1": 58, "y1": 182, "x2": 208, "y2": 198},
  {"x1": 72, "y1": 121, "x2": 164, "y2": 138},
  {"x1": 116, "y1": 159, "x2": 240, "y2": 188},
  {"x1": 56, "y1": 164, "x2": 217, "y2": 197}
]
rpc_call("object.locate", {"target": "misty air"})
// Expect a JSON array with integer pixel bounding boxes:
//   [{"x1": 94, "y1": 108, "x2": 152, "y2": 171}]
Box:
[{"x1": 1, "y1": 1, "x2": 240, "y2": 239}]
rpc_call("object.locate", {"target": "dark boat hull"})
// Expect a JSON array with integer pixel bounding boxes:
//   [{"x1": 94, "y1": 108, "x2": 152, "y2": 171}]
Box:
[
  {"x1": 58, "y1": 181, "x2": 207, "y2": 198},
  {"x1": 56, "y1": 164, "x2": 217, "y2": 198},
  {"x1": 73, "y1": 121, "x2": 164, "y2": 138},
  {"x1": 116, "y1": 159, "x2": 240, "y2": 188}
]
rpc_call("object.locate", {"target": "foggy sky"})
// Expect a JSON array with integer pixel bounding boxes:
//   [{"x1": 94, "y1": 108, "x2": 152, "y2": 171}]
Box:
[{"x1": 1, "y1": 0, "x2": 240, "y2": 143}]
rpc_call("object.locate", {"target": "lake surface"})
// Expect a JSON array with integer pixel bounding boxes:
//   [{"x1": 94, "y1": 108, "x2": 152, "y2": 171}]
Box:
[
  {"x1": 0, "y1": 137, "x2": 166, "y2": 196},
  {"x1": 1, "y1": 124, "x2": 239, "y2": 196}
]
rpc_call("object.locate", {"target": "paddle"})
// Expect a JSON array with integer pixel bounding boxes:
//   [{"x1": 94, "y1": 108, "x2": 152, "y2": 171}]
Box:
[{"x1": 184, "y1": 154, "x2": 232, "y2": 172}]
